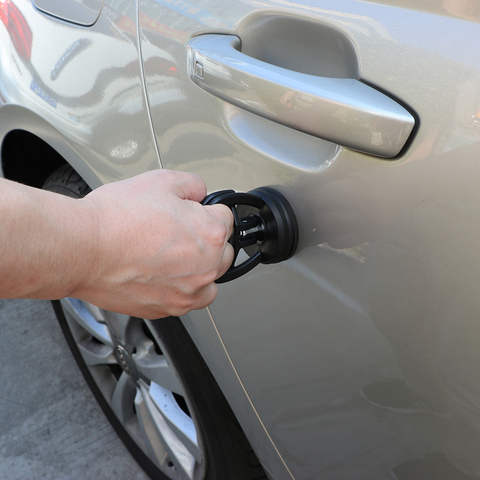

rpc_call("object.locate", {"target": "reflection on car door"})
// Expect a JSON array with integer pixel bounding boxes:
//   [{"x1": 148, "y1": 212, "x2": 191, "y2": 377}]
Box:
[{"x1": 139, "y1": 1, "x2": 480, "y2": 478}]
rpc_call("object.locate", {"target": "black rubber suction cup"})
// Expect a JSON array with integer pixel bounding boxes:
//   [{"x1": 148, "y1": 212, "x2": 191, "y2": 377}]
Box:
[{"x1": 202, "y1": 187, "x2": 298, "y2": 283}]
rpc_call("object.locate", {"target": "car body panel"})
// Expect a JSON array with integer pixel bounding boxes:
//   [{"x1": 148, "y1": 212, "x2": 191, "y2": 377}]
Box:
[
  {"x1": 139, "y1": 1, "x2": 480, "y2": 479},
  {"x1": 32, "y1": 0, "x2": 105, "y2": 26},
  {"x1": 0, "y1": 0, "x2": 159, "y2": 186},
  {"x1": 1, "y1": 1, "x2": 480, "y2": 479}
]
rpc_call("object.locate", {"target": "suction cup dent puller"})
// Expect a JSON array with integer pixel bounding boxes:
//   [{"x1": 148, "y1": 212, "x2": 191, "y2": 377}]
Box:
[{"x1": 202, "y1": 187, "x2": 299, "y2": 283}]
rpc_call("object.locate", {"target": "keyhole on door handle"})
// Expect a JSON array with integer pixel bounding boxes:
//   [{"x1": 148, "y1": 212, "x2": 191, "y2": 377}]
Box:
[{"x1": 202, "y1": 187, "x2": 298, "y2": 283}]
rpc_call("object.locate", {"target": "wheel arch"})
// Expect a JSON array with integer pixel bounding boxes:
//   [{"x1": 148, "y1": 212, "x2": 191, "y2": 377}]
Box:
[{"x1": 0, "y1": 105, "x2": 102, "y2": 189}]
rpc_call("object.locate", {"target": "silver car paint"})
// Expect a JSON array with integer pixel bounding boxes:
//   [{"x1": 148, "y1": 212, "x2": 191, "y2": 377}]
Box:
[
  {"x1": 0, "y1": 0, "x2": 159, "y2": 187},
  {"x1": 1, "y1": 0, "x2": 480, "y2": 479},
  {"x1": 186, "y1": 34, "x2": 415, "y2": 158},
  {"x1": 139, "y1": 1, "x2": 480, "y2": 479},
  {"x1": 32, "y1": 0, "x2": 105, "y2": 26}
]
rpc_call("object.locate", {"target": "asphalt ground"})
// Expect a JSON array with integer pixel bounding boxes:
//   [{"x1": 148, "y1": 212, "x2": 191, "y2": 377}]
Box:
[{"x1": 0, "y1": 299, "x2": 150, "y2": 480}]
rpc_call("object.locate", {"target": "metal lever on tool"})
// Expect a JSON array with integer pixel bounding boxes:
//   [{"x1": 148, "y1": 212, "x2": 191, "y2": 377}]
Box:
[{"x1": 202, "y1": 187, "x2": 298, "y2": 283}]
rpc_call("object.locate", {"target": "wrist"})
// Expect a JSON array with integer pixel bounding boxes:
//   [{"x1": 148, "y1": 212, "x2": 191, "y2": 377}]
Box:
[{"x1": 59, "y1": 194, "x2": 104, "y2": 299}]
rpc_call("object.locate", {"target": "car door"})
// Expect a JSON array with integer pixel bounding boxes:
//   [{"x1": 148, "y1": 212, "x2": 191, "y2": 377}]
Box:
[{"x1": 139, "y1": 1, "x2": 480, "y2": 478}]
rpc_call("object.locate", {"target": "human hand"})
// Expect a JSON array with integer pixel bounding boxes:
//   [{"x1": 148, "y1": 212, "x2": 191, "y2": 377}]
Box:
[{"x1": 72, "y1": 170, "x2": 234, "y2": 319}]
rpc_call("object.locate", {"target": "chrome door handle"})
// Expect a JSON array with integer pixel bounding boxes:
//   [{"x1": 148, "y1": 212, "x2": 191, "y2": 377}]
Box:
[{"x1": 187, "y1": 34, "x2": 415, "y2": 158}]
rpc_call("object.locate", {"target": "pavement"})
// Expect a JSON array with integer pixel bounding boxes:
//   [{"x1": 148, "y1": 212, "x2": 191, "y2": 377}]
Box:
[{"x1": 0, "y1": 299, "x2": 150, "y2": 480}]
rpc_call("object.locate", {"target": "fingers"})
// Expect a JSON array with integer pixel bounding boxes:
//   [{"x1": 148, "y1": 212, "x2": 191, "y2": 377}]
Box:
[
  {"x1": 202, "y1": 203, "x2": 234, "y2": 279},
  {"x1": 186, "y1": 237, "x2": 233, "y2": 308},
  {"x1": 193, "y1": 281, "x2": 219, "y2": 312},
  {"x1": 156, "y1": 281, "x2": 219, "y2": 319},
  {"x1": 128, "y1": 169, "x2": 207, "y2": 202},
  {"x1": 204, "y1": 203, "x2": 234, "y2": 236},
  {"x1": 164, "y1": 170, "x2": 207, "y2": 203},
  {"x1": 218, "y1": 241, "x2": 235, "y2": 278}
]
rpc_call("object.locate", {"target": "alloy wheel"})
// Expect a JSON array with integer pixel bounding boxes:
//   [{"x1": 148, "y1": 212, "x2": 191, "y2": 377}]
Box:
[{"x1": 60, "y1": 297, "x2": 205, "y2": 480}]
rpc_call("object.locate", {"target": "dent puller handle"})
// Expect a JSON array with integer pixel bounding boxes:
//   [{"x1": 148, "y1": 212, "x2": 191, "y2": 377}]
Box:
[{"x1": 202, "y1": 187, "x2": 298, "y2": 283}]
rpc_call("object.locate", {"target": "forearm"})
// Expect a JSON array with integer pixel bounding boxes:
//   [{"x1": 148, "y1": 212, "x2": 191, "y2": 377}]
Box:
[
  {"x1": 0, "y1": 178, "x2": 98, "y2": 300},
  {"x1": 0, "y1": 170, "x2": 233, "y2": 319}
]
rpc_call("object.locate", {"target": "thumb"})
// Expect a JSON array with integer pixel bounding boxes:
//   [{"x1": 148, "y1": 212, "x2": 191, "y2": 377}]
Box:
[{"x1": 166, "y1": 170, "x2": 207, "y2": 203}]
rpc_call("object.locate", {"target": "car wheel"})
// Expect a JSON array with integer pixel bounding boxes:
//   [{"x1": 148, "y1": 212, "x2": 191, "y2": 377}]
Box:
[{"x1": 43, "y1": 165, "x2": 267, "y2": 480}]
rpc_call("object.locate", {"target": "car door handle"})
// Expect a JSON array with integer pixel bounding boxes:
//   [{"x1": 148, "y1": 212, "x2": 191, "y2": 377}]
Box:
[{"x1": 187, "y1": 34, "x2": 415, "y2": 158}]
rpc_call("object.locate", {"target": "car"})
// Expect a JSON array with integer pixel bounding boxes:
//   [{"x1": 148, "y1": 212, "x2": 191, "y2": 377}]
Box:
[{"x1": 1, "y1": 1, "x2": 480, "y2": 479}]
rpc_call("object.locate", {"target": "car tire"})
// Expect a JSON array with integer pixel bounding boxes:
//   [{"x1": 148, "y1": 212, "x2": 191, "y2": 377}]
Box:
[{"x1": 43, "y1": 165, "x2": 267, "y2": 480}]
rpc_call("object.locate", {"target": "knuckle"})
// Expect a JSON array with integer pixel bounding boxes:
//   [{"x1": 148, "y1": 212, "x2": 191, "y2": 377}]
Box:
[
  {"x1": 168, "y1": 296, "x2": 194, "y2": 317},
  {"x1": 207, "y1": 222, "x2": 228, "y2": 248},
  {"x1": 202, "y1": 269, "x2": 218, "y2": 286},
  {"x1": 159, "y1": 169, "x2": 177, "y2": 183},
  {"x1": 172, "y1": 281, "x2": 217, "y2": 316},
  {"x1": 171, "y1": 305, "x2": 191, "y2": 317}
]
